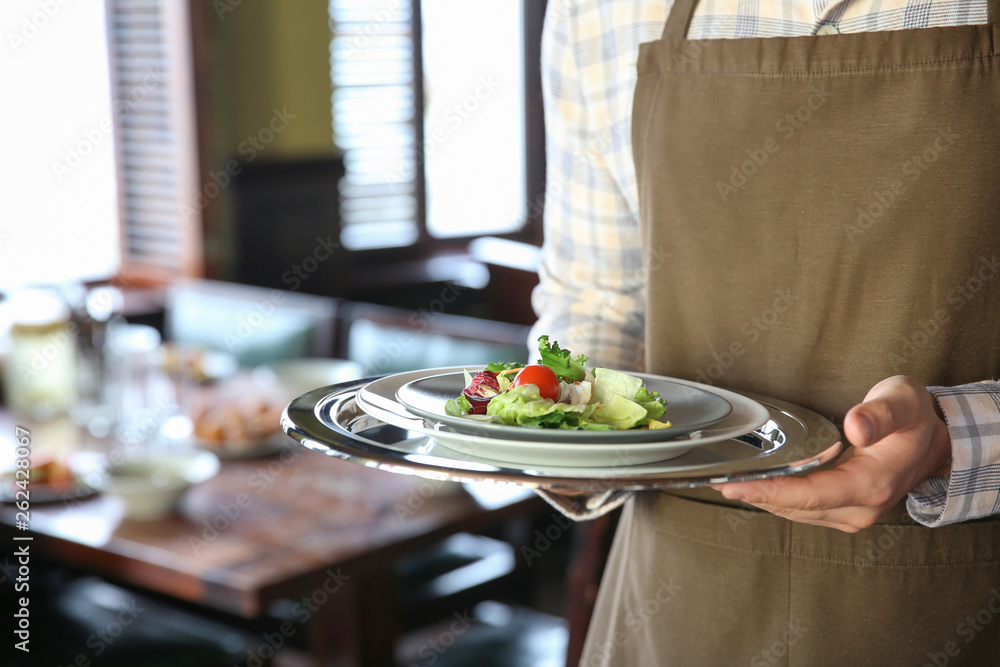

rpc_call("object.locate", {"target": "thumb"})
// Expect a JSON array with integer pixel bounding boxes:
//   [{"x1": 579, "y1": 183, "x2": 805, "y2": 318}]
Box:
[{"x1": 842, "y1": 376, "x2": 924, "y2": 448}]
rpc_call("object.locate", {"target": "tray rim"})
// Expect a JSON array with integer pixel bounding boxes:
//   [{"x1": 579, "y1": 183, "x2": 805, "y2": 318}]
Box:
[{"x1": 281, "y1": 374, "x2": 843, "y2": 491}]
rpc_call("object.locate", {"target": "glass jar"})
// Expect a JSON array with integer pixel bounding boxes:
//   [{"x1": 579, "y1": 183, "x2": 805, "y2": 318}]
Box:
[{"x1": 3, "y1": 287, "x2": 77, "y2": 420}]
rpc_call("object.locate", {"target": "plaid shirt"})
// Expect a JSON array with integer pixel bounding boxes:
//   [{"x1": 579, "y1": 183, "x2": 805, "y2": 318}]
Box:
[{"x1": 530, "y1": 0, "x2": 1000, "y2": 526}]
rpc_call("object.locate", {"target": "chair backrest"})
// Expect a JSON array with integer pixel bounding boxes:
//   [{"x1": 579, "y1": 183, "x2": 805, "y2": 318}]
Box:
[
  {"x1": 165, "y1": 278, "x2": 338, "y2": 366},
  {"x1": 337, "y1": 301, "x2": 531, "y2": 376}
]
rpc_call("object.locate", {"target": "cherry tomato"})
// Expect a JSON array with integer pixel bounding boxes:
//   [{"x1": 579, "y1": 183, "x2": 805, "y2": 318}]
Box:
[{"x1": 510, "y1": 364, "x2": 560, "y2": 401}]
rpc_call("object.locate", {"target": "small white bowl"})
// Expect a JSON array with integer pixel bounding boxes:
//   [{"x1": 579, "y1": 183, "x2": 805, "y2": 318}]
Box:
[{"x1": 97, "y1": 449, "x2": 219, "y2": 520}]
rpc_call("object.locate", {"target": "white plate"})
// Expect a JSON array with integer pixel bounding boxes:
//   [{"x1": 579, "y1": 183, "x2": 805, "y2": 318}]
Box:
[
  {"x1": 395, "y1": 371, "x2": 733, "y2": 442},
  {"x1": 356, "y1": 367, "x2": 769, "y2": 467}
]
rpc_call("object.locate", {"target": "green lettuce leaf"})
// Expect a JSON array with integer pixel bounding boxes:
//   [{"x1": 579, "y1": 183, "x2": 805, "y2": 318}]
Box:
[
  {"x1": 591, "y1": 385, "x2": 648, "y2": 430},
  {"x1": 445, "y1": 394, "x2": 473, "y2": 416},
  {"x1": 486, "y1": 361, "x2": 524, "y2": 373},
  {"x1": 536, "y1": 335, "x2": 589, "y2": 382},
  {"x1": 486, "y1": 384, "x2": 596, "y2": 429},
  {"x1": 635, "y1": 386, "x2": 666, "y2": 424},
  {"x1": 593, "y1": 368, "x2": 642, "y2": 399}
]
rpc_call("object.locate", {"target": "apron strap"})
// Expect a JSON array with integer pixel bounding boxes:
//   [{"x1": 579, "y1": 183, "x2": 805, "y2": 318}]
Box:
[{"x1": 662, "y1": 0, "x2": 699, "y2": 39}]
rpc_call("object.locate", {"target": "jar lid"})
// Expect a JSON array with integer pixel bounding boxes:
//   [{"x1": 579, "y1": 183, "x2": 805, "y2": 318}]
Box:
[{"x1": 8, "y1": 287, "x2": 70, "y2": 328}]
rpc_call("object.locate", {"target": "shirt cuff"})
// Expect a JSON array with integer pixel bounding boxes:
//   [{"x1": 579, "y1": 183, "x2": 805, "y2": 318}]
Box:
[{"x1": 907, "y1": 381, "x2": 1000, "y2": 527}]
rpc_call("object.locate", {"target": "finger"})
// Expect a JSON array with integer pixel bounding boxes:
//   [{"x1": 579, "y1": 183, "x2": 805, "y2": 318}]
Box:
[
  {"x1": 745, "y1": 502, "x2": 872, "y2": 533},
  {"x1": 712, "y1": 455, "x2": 884, "y2": 511},
  {"x1": 843, "y1": 376, "x2": 924, "y2": 447}
]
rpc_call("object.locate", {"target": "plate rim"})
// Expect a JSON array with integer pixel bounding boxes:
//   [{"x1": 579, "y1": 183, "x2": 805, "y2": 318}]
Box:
[
  {"x1": 358, "y1": 366, "x2": 770, "y2": 450},
  {"x1": 393, "y1": 370, "x2": 735, "y2": 444}
]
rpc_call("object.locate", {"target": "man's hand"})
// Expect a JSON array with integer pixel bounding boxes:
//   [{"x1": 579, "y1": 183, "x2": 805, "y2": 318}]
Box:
[{"x1": 710, "y1": 376, "x2": 952, "y2": 533}]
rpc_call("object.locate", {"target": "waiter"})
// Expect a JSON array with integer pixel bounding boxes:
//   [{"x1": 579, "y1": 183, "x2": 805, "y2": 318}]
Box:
[{"x1": 532, "y1": 0, "x2": 1000, "y2": 664}]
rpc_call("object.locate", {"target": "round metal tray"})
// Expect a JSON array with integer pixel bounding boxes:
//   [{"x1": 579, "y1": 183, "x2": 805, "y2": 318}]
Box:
[{"x1": 281, "y1": 376, "x2": 842, "y2": 491}]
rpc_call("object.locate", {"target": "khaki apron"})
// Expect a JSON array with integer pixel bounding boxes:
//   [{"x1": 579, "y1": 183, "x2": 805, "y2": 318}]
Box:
[{"x1": 582, "y1": 0, "x2": 1000, "y2": 664}]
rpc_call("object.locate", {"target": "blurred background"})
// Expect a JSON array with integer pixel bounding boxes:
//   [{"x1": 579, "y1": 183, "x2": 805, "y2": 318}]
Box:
[{"x1": 0, "y1": 2, "x2": 615, "y2": 666}]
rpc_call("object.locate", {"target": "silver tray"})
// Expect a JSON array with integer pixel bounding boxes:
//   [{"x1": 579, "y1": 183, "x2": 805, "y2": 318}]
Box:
[{"x1": 281, "y1": 375, "x2": 842, "y2": 491}]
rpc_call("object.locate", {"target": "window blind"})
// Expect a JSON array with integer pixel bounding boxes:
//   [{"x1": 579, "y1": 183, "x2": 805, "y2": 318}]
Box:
[
  {"x1": 106, "y1": 0, "x2": 201, "y2": 279},
  {"x1": 329, "y1": 0, "x2": 423, "y2": 250}
]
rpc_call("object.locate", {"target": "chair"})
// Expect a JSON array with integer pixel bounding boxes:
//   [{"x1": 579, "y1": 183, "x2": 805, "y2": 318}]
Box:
[
  {"x1": 336, "y1": 301, "x2": 531, "y2": 375},
  {"x1": 0, "y1": 566, "x2": 266, "y2": 667},
  {"x1": 164, "y1": 278, "x2": 338, "y2": 366}
]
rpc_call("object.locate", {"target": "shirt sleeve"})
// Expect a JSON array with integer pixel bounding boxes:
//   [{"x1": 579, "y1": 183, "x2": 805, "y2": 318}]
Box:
[
  {"x1": 527, "y1": 2, "x2": 647, "y2": 372},
  {"x1": 530, "y1": 3, "x2": 648, "y2": 520},
  {"x1": 906, "y1": 381, "x2": 1000, "y2": 527}
]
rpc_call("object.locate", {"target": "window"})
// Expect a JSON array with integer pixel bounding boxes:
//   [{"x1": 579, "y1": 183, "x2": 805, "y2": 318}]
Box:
[
  {"x1": 329, "y1": 0, "x2": 544, "y2": 251},
  {"x1": 1, "y1": 1, "x2": 121, "y2": 288},
  {"x1": 420, "y1": 0, "x2": 528, "y2": 240},
  {"x1": 9, "y1": 1, "x2": 545, "y2": 284}
]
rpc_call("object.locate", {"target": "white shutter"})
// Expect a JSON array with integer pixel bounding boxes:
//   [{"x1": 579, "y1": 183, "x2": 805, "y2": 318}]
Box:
[
  {"x1": 329, "y1": 0, "x2": 423, "y2": 250},
  {"x1": 107, "y1": 0, "x2": 202, "y2": 279}
]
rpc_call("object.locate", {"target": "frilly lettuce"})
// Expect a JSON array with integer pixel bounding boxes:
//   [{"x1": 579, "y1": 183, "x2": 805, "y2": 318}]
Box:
[{"x1": 486, "y1": 384, "x2": 614, "y2": 430}]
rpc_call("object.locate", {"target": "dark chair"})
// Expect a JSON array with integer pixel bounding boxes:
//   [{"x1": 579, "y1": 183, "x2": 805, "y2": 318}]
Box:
[
  {"x1": 1, "y1": 565, "x2": 265, "y2": 667},
  {"x1": 394, "y1": 534, "x2": 569, "y2": 667}
]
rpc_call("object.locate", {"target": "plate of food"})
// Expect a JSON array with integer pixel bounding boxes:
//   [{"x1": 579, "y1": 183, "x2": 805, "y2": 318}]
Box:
[
  {"x1": 1, "y1": 451, "x2": 100, "y2": 504},
  {"x1": 188, "y1": 396, "x2": 289, "y2": 458},
  {"x1": 285, "y1": 376, "x2": 841, "y2": 483},
  {"x1": 394, "y1": 336, "x2": 736, "y2": 443},
  {"x1": 351, "y1": 337, "x2": 770, "y2": 466},
  {"x1": 361, "y1": 380, "x2": 768, "y2": 466}
]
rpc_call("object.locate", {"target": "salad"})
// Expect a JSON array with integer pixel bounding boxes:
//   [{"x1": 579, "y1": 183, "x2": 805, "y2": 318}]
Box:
[{"x1": 445, "y1": 336, "x2": 670, "y2": 431}]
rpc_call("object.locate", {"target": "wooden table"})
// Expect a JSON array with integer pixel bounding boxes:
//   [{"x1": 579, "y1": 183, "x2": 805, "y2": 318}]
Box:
[{"x1": 0, "y1": 415, "x2": 546, "y2": 666}]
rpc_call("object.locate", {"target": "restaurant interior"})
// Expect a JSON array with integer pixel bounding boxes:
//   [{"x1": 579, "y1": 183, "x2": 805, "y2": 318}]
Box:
[{"x1": 0, "y1": 1, "x2": 612, "y2": 666}]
